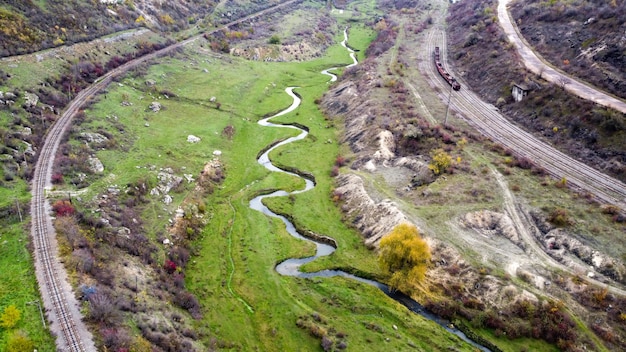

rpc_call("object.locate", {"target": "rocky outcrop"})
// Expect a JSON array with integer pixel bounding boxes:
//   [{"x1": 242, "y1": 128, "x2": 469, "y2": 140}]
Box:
[
  {"x1": 531, "y1": 212, "x2": 626, "y2": 283},
  {"x1": 462, "y1": 210, "x2": 523, "y2": 248},
  {"x1": 334, "y1": 173, "x2": 407, "y2": 247},
  {"x1": 542, "y1": 228, "x2": 625, "y2": 283},
  {"x1": 150, "y1": 168, "x2": 183, "y2": 197},
  {"x1": 79, "y1": 132, "x2": 109, "y2": 145}
]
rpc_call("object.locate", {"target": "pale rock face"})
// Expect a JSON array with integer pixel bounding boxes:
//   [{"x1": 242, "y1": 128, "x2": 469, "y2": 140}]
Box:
[
  {"x1": 373, "y1": 130, "x2": 395, "y2": 163},
  {"x1": 88, "y1": 156, "x2": 105, "y2": 173},
  {"x1": 333, "y1": 173, "x2": 408, "y2": 247}
]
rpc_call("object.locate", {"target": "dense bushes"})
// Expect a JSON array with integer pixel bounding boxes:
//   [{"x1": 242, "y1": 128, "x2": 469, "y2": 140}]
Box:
[{"x1": 428, "y1": 297, "x2": 579, "y2": 349}]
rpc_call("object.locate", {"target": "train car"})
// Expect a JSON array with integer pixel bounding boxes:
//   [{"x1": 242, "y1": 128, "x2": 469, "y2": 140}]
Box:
[{"x1": 434, "y1": 47, "x2": 461, "y2": 91}]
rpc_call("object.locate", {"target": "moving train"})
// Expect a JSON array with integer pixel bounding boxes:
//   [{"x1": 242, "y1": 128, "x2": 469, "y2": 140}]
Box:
[{"x1": 434, "y1": 47, "x2": 461, "y2": 91}]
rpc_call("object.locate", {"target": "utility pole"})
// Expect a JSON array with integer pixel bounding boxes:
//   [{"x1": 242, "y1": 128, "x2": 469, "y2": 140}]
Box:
[
  {"x1": 444, "y1": 82, "x2": 453, "y2": 126},
  {"x1": 27, "y1": 300, "x2": 46, "y2": 328}
]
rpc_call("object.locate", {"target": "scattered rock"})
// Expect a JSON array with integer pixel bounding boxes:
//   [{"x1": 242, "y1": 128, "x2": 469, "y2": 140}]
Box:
[
  {"x1": 22, "y1": 141, "x2": 35, "y2": 156},
  {"x1": 20, "y1": 127, "x2": 32, "y2": 136},
  {"x1": 24, "y1": 92, "x2": 39, "y2": 108},
  {"x1": 187, "y1": 135, "x2": 201, "y2": 143},
  {"x1": 121, "y1": 101, "x2": 133, "y2": 106},
  {"x1": 213, "y1": 150, "x2": 222, "y2": 156},
  {"x1": 79, "y1": 132, "x2": 108, "y2": 144},
  {"x1": 149, "y1": 101, "x2": 161, "y2": 112},
  {"x1": 88, "y1": 156, "x2": 104, "y2": 173},
  {"x1": 145, "y1": 79, "x2": 156, "y2": 86}
]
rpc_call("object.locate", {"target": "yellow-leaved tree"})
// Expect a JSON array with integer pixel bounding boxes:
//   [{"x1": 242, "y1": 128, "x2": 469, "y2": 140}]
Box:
[{"x1": 378, "y1": 223, "x2": 431, "y2": 293}]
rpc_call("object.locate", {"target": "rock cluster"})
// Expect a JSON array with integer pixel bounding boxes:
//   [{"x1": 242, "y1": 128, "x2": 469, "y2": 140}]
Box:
[{"x1": 531, "y1": 212, "x2": 626, "y2": 283}]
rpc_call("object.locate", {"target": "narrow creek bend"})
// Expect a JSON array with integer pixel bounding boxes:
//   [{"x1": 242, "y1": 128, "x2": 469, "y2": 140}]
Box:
[{"x1": 248, "y1": 28, "x2": 491, "y2": 352}]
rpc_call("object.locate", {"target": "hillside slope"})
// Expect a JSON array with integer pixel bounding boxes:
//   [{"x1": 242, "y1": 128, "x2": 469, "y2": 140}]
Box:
[
  {"x1": 510, "y1": 0, "x2": 626, "y2": 100},
  {"x1": 0, "y1": 0, "x2": 214, "y2": 56}
]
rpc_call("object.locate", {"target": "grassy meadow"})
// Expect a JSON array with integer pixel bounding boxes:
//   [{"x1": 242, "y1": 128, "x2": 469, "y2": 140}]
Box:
[{"x1": 64, "y1": 14, "x2": 479, "y2": 349}]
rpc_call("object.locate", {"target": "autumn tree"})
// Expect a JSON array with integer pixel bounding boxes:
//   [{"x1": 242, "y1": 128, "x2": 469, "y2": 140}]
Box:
[
  {"x1": 428, "y1": 149, "x2": 452, "y2": 175},
  {"x1": 0, "y1": 304, "x2": 21, "y2": 329},
  {"x1": 378, "y1": 223, "x2": 431, "y2": 293}
]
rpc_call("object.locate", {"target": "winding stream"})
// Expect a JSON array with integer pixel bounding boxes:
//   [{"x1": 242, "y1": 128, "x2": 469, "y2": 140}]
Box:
[{"x1": 249, "y1": 28, "x2": 491, "y2": 352}]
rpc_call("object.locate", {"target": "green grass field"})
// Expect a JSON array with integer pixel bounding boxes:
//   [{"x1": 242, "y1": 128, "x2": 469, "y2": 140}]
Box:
[{"x1": 59, "y1": 15, "x2": 481, "y2": 348}]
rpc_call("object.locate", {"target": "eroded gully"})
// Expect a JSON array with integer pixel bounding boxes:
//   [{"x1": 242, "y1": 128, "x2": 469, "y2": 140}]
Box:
[{"x1": 248, "y1": 28, "x2": 490, "y2": 352}]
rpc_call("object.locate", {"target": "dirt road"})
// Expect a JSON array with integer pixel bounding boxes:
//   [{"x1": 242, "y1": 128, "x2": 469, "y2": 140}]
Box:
[
  {"x1": 421, "y1": 27, "x2": 626, "y2": 211},
  {"x1": 497, "y1": 0, "x2": 626, "y2": 114}
]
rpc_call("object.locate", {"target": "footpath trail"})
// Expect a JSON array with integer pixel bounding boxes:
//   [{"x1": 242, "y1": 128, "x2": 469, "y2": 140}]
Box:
[
  {"x1": 497, "y1": 0, "x2": 626, "y2": 114},
  {"x1": 29, "y1": 1, "x2": 302, "y2": 351}
]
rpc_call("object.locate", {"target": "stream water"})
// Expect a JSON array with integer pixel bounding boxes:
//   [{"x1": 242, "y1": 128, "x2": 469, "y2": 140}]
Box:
[{"x1": 249, "y1": 28, "x2": 491, "y2": 352}]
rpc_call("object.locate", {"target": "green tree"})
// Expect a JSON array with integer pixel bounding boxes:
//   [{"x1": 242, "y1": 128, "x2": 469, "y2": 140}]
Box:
[
  {"x1": 0, "y1": 304, "x2": 21, "y2": 329},
  {"x1": 5, "y1": 330, "x2": 33, "y2": 352},
  {"x1": 428, "y1": 149, "x2": 452, "y2": 175},
  {"x1": 378, "y1": 223, "x2": 431, "y2": 293}
]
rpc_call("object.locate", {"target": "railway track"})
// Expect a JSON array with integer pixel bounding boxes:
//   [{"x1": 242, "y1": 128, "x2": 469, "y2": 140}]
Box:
[
  {"x1": 423, "y1": 28, "x2": 626, "y2": 210},
  {"x1": 28, "y1": 1, "x2": 302, "y2": 350},
  {"x1": 417, "y1": 19, "x2": 626, "y2": 295}
]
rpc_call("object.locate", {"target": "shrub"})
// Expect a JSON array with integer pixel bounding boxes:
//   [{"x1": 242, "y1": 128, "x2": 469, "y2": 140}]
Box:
[
  {"x1": 268, "y1": 35, "x2": 281, "y2": 44},
  {"x1": 321, "y1": 335, "x2": 333, "y2": 351},
  {"x1": 548, "y1": 208, "x2": 572, "y2": 227},
  {"x1": 164, "y1": 260, "x2": 177, "y2": 274},
  {"x1": 174, "y1": 291, "x2": 202, "y2": 318},
  {"x1": 88, "y1": 293, "x2": 117, "y2": 323},
  {"x1": 0, "y1": 304, "x2": 21, "y2": 328},
  {"x1": 5, "y1": 330, "x2": 34, "y2": 352},
  {"x1": 51, "y1": 172, "x2": 64, "y2": 184},
  {"x1": 428, "y1": 149, "x2": 452, "y2": 175},
  {"x1": 335, "y1": 155, "x2": 347, "y2": 167},
  {"x1": 52, "y1": 199, "x2": 75, "y2": 217}
]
